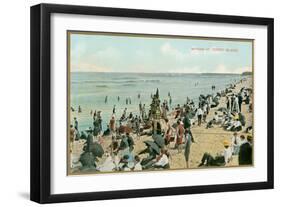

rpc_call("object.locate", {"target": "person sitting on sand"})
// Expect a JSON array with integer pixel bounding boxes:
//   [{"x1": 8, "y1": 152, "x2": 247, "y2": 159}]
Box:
[
  {"x1": 153, "y1": 149, "x2": 170, "y2": 169},
  {"x1": 103, "y1": 125, "x2": 111, "y2": 136},
  {"x1": 133, "y1": 155, "x2": 142, "y2": 171},
  {"x1": 110, "y1": 136, "x2": 119, "y2": 156},
  {"x1": 206, "y1": 118, "x2": 216, "y2": 129},
  {"x1": 238, "y1": 112, "x2": 246, "y2": 127},
  {"x1": 119, "y1": 135, "x2": 129, "y2": 150},
  {"x1": 198, "y1": 140, "x2": 232, "y2": 167},
  {"x1": 118, "y1": 155, "x2": 131, "y2": 171},
  {"x1": 227, "y1": 118, "x2": 242, "y2": 131},
  {"x1": 139, "y1": 142, "x2": 159, "y2": 169},
  {"x1": 211, "y1": 112, "x2": 222, "y2": 125},
  {"x1": 97, "y1": 151, "x2": 116, "y2": 172},
  {"x1": 210, "y1": 96, "x2": 220, "y2": 108}
]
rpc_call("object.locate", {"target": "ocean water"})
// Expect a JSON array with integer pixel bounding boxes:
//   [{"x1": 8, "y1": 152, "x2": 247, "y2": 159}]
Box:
[{"x1": 70, "y1": 72, "x2": 242, "y2": 131}]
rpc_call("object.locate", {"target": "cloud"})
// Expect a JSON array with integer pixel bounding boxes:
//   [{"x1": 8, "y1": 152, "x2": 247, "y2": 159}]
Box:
[
  {"x1": 94, "y1": 47, "x2": 120, "y2": 60},
  {"x1": 71, "y1": 47, "x2": 120, "y2": 72},
  {"x1": 160, "y1": 43, "x2": 190, "y2": 60}
]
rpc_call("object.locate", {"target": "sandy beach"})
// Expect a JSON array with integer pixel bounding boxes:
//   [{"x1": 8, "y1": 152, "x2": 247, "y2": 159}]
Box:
[{"x1": 69, "y1": 76, "x2": 253, "y2": 174}]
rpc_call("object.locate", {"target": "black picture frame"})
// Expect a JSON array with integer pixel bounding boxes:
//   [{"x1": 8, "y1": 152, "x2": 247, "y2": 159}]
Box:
[{"x1": 30, "y1": 3, "x2": 274, "y2": 204}]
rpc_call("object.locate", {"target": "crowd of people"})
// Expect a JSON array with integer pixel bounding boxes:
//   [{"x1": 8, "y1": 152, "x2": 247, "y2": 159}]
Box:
[{"x1": 69, "y1": 78, "x2": 253, "y2": 173}]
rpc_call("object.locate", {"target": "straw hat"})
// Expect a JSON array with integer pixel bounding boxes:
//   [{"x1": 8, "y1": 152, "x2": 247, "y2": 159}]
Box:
[
  {"x1": 247, "y1": 135, "x2": 253, "y2": 140},
  {"x1": 223, "y1": 140, "x2": 230, "y2": 147}
]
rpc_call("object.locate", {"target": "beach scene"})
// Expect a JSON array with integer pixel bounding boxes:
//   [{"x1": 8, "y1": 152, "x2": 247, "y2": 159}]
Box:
[{"x1": 68, "y1": 32, "x2": 253, "y2": 175}]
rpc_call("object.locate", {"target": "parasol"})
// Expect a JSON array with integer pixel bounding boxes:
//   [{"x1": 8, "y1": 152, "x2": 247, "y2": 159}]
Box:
[
  {"x1": 152, "y1": 134, "x2": 165, "y2": 148},
  {"x1": 144, "y1": 140, "x2": 160, "y2": 154}
]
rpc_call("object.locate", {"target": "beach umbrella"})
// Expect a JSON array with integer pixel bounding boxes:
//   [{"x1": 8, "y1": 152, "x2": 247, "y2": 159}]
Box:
[
  {"x1": 79, "y1": 152, "x2": 97, "y2": 168},
  {"x1": 90, "y1": 142, "x2": 104, "y2": 158},
  {"x1": 144, "y1": 140, "x2": 160, "y2": 154},
  {"x1": 152, "y1": 134, "x2": 165, "y2": 148}
]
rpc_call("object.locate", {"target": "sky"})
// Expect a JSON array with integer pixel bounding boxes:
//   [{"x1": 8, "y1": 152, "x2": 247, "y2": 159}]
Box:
[{"x1": 70, "y1": 33, "x2": 253, "y2": 74}]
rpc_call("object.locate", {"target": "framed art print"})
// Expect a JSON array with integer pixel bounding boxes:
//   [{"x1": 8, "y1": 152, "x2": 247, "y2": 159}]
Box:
[{"x1": 30, "y1": 3, "x2": 274, "y2": 203}]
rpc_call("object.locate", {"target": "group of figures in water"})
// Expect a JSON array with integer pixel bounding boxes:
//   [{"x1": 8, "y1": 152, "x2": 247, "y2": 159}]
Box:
[{"x1": 69, "y1": 78, "x2": 253, "y2": 174}]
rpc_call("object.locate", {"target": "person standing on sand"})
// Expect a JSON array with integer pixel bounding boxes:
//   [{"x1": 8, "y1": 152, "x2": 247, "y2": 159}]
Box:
[
  {"x1": 231, "y1": 132, "x2": 241, "y2": 155},
  {"x1": 196, "y1": 107, "x2": 203, "y2": 126},
  {"x1": 203, "y1": 103, "x2": 208, "y2": 123},
  {"x1": 164, "y1": 118, "x2": 172, "y2": 146},
  {"x1": 183, "y1": 114, "x2": 191, "y2": 130},
  {"x1": 134, "y1": 115, "x2": 140, "y2": 135},
  {"x1": 238, "y1": 135, "x2": 253, "y2": 165},
  {"x1": 238, "y1": 93, "x2": 243, "y2": 112},
  {"x1": 175, "y1": 121, "x2": 185, "y2": 151},
  {"x1": 109, "y1": 116, "x2": 115, "y2": 133},
  {"x1": 74, "y1": 117, "x2": 78, "y2": 131},
  {"x1": 175, "y1": 104, "x2": 181, "y2": 119},
  {"x1": 69, "y1": 124, "x2": 75, "y2": 143},
  {"x1": 184, "y1": 130, "x2": 192, "y2": 168},
  {"x1": 227, "y1": 96, "x2": 232, "y2": 112}
]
